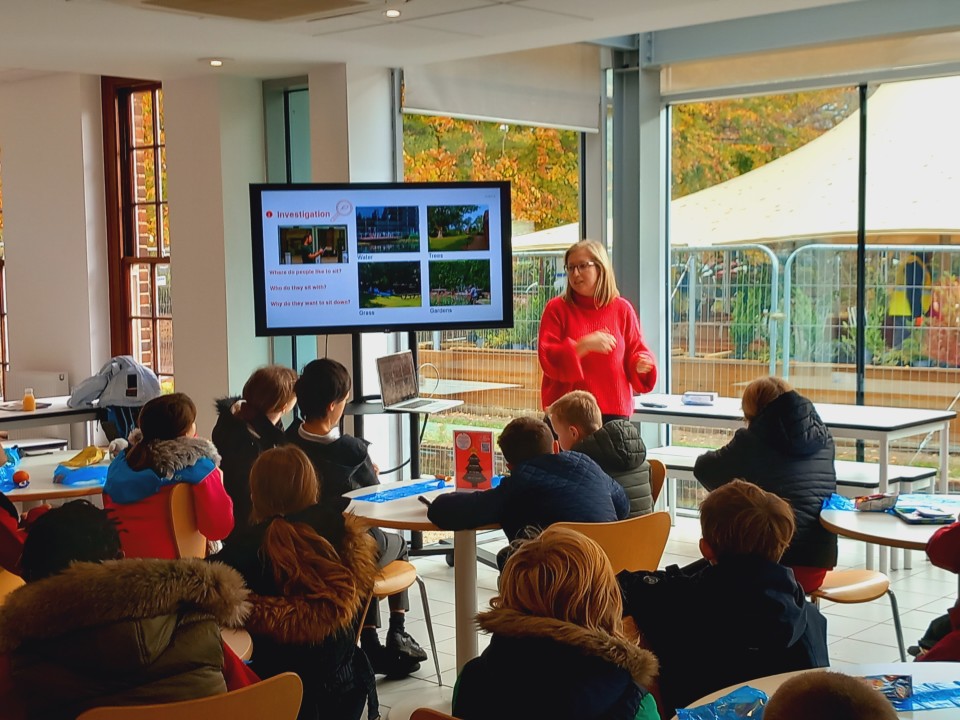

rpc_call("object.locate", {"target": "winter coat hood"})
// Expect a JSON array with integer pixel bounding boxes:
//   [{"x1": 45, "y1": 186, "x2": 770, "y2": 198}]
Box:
[
  {"x1": 477, "y1": 608, "x2": 658, "y2": 687},
  {"x1": 0, "y1": 558, "x2": 249, "y2": 654},
  {"x1": 750, "y1": 391, "x2": 832, "y2": 458},
  {"x1": 575, "y1": 419, "x2": 646, "y2": 473},
  {"x1": 105, "y1": 436, "x2": 221, "y2": 504}
]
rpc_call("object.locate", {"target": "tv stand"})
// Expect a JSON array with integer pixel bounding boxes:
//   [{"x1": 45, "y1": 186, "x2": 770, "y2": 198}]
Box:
[{"x1": 345, "y1": 333, "x2": 500, "y2": 570}]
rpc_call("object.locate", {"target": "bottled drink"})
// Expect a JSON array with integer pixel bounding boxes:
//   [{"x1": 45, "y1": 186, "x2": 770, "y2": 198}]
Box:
[{"x1": 22, "y1": 387, "x2": 36, "y2": 412}]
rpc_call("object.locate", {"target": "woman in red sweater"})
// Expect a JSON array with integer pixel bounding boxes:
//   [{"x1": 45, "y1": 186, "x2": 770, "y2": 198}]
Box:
[{"x1": 538, "y1": 240, "x2": 657, "y2": 422}]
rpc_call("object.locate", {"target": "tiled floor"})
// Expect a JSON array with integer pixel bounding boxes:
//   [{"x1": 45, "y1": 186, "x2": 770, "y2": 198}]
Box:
[{"x1": 372, "y1": 519, "x2": 959, "y2": 719}]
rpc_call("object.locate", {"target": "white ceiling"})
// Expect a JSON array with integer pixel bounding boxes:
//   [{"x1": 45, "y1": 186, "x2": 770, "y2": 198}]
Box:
[{"x1": 0, "y1": 0, "x2": 862, "y2": 83}]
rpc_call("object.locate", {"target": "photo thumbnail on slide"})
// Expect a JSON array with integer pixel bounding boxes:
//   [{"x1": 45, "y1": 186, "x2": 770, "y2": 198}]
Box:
[
  {"x1": 429, "y1": 259, "x2": 492, "y2": 306},
  {"x1": 427, "y1": 205, "x2": 490, "y2": 252},
  {"x1": 279, "y1": 225, "x2": 348, "y2": 265},
  {"x1": 359, "y1": 261, "x2": 422, "y2": 309},
  {"x1": 356, "y1": 206, "x2": 420, "y2": 253}
]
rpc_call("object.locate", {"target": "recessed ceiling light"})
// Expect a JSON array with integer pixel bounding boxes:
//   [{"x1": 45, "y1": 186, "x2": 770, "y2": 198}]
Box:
[
  {"x1": 384, "y1": 8, "x2": 401, "y2": 18},
  {"x1": 209, "y1": 59, "x2": 224, "y2": 67},
  {"x1": 199, "y1": 57, "x2": 228, "y2": 67}
]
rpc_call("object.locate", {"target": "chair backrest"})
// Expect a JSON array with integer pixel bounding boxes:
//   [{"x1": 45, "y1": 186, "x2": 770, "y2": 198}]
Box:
[
  {"x1": 552, "y1": 511, "x2": 672, "y2": 573},
  {"x1": 0, "y1": 568, "x2": 25, "y2": 607},
  {"x1": 169, "y1": 483, "x2": 206, "y2": 559},
  {"x1": 76, "y1": 672, "x2": 303, "y2": 720},
  {"x1": 410, "y1": 708, "x2": 458, "y2": 720},
  {"x1": 647, "y1": 458, "x2": 665, "y2": 504}
]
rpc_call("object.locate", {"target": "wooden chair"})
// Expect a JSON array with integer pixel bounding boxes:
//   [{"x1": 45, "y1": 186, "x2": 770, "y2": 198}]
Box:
[
  {"x1": 410, "y1": 708, "x2": 458, "y2": 720},
  {"x1": 552, "y1": 511, "x2": 672, "y2": 574},
  {"x1": 0, "y1": 567, "x2": 25, "y2": 607},
  {"x1": 169, "y1": 483, "x2": 206, "y2": 559},
  {"x1": 809, "y1": 569, "x2": 906, "y2": 661},
  {"x1": 76, "y1": 671, "x2": 303, "y2": 720},
  {"x1": 648, "y1": 458, "x2": 666, "y2": 504},
  {"x1": 361, "y1": 559, "x2": 443, "y2": 685}
]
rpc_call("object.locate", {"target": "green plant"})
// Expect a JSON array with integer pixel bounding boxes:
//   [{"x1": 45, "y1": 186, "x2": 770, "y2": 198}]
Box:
[{"x1": 730, "y1": 265, "x2": 771, "y2": 359}]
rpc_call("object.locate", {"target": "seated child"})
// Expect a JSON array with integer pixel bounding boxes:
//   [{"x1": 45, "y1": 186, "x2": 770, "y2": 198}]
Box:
[
  {"x1": 211, "y1": 446, "x2": 381, "y2": 720},
  {"x1": 104, "y1": 392, "x2": 234, "y2": 559},
  {"x1": 548, "y1": 389, "x2": 653, "y2": 517},
  {"x1": 452, "y1": 525, "x2": 660, "y2": 720},
  {"x1": 913, "y1": 518, "x2": 960, "y2": 661},
  {"x1": 427, "y1": 416, "x2": 629, "y2": 568},
  {"x1": 213, "y1": 364, "x2": 298, "y2": 536},
  {"x1": 618, "y1": 479, "x2": 829, "y2": 718},
  {"x1": 763, "y1": 671, "x2": 897, "y2": 720},
  {"x1": 286, "y1": 358, "x2": 427, "y2": 678},
  {"x1": 0, "y1": 492, "x2": 49, "y2": 575},
  {"x1": 0, "y1": 500, "x2": 248, "y2": 719},
  {"x1": 693, "y1": 376, "x2": 837, "y2": 593}
]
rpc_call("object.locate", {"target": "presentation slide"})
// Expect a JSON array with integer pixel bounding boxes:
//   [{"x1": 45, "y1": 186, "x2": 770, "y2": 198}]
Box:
[{"x1": 250, "y1": 182, "x2": 512, "y2": 336}]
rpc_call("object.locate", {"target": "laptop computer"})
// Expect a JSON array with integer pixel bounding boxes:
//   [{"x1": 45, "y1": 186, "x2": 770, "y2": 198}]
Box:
[{"x1": 375, "y1": 351, "x2": 464, "y2": 414}]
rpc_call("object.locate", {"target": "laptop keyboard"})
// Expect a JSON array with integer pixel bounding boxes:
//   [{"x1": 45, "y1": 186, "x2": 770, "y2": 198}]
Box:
[{"x1": 397, "y1": 399, "x2": 433, "y2": 409}]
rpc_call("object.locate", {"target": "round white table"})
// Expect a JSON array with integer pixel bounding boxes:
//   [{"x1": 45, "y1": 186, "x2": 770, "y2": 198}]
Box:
[
  {"x1": 343, "y1": 479, "x2": 497, "y2": 673},
  {"x1": 676, "y1": 663, "x2": 960, "y2": 719},
  {"x1": 820, "y1": 505, "x2": 952, "y2": 551}
]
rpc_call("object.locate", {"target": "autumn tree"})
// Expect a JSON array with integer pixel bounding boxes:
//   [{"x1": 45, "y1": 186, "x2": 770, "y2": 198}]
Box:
[
  {"x1": 671, "y1": 88, "x2": 859, "y2": 199},
  {"x1": 403, "y1": 115, "x2": 580, "y2": 231}
]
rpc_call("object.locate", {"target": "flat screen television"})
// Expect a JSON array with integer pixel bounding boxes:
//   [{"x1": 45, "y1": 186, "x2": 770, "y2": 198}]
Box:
[{"x1": 250, "y1": 181, "x2": 513, "y2": 336}]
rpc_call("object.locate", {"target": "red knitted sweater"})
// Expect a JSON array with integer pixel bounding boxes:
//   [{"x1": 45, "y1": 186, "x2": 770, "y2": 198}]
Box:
[{"x1": 538, "y1": 293, "x2": 657, "y2": 416}]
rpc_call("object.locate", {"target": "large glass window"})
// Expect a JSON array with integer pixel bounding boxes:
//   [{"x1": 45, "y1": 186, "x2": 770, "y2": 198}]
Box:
[
  {"x1": 403, "y1": 115, "x2": 581, "y2": 474},
  {"x1": 103, "y1": 80, "x2": 173, "y2": 390},
  {"x1": 668, "y1": 78, "x2": 960, "y2": 506},
  {"x1": 0, "y1": 152, "x2": 9, "y2": 393}
]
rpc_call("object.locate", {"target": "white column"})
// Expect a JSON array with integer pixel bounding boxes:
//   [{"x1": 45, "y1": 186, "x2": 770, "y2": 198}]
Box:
[
  {"x1": 163, "y1": 75, "x2": 270, "y2": 435},
  {"x1": 0, "y1": 73, "x2": 110, "y2": 396}
]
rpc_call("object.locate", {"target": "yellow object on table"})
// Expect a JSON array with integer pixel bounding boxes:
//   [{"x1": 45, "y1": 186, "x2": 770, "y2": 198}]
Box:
[{"x1": 61, "y1": 446, "x2": 106, "y2": 468}]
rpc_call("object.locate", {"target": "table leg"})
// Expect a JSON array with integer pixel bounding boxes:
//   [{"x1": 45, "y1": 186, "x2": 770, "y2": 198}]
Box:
[
  {"x1": 878, "y1": 441, "x2": 889, "y2": 574},
  {"x1": 453, "y1": 529, "x2": 479, "y2": 672},
  {"x1": 940, "y1": 420, "x2": 951, "y2": 495},
  {"x1": 668, "y1": 476, "x2": 677, "y2": 527}
]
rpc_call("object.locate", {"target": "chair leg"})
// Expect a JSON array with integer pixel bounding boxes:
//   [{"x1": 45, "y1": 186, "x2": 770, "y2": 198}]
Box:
[
  {"x1": 886, "y1": 589, "x2": 907, "y2": 662},
  {"x1": 415, "y1": 575, "x2": 443, "y2": 686}
]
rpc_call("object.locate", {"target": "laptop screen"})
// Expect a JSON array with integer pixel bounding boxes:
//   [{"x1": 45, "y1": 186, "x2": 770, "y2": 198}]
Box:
[{"x1": 377, "y1": 352, "x2": 419, "y2": 407}]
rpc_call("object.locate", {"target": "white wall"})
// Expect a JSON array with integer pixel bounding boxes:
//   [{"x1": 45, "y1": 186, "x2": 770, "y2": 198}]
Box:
[
  {"x1": 0, "y1": 73, "x2": 110, "y2": 397},
  {"x1": 163, "y1": 75, "x2": 269, "y2": 435}
]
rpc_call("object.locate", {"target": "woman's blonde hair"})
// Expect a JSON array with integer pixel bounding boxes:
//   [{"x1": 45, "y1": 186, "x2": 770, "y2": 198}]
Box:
[
  {"x1": 250, "y1": 445, "x2": 319, "y2": 523},
  {"x1": 741, "y1": 375, "x2": 793, "y2": 424},
  {"x1": 562, "y1": 240, "x2": 619, "y2": 308},
  {"x1": 491, "y1": 526, "x2": 625, "y2": 636}
]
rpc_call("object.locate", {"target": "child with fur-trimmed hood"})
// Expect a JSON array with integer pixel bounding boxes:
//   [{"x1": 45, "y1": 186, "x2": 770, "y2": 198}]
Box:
[
  {"x1": 104, "y1": 393, "x2": 234, "y2": 559},
  {"x1": 452, "y1": 526, "x2": 660, "y2": 720}
]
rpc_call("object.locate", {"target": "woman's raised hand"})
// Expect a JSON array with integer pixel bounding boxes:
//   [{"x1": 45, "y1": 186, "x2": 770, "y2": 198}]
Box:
[
  {"x1": 635, "y1": 354, "x2": 654, "y2": 375},
  {"x1": 576, "y1": 330, "x2": 617, "y2": 357}
]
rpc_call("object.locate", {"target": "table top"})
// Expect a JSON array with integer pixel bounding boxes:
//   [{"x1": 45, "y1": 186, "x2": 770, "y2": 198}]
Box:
[
  {"x1": 820, "y1": 502, "x2": 957, "y2": 551},
  {"x1": 0, "y1": 396, "x2": 98, "y2": 426},
  {"x1": 635, "y1": 393, "x2": 955, "y2": 433},
  {"x1": 419, "y1": 378, "x2": 520, "y2": 396},
  {"x1": 221, "y1": 627, "x2": 253, "y2": 662},
  {"x1": 343, "y1": 479, "x2": 455, "y2": 532},
  {"x1": 5, "y1": 449, "x2": 108, "y2": 503},
  {"x1": 676, "y1": 663, "x2": 960, "y2": 719}
]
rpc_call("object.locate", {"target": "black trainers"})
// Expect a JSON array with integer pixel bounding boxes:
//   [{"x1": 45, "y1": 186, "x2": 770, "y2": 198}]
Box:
[
  {"x1": 365, "y1": 643, "x2": 421, "y2": 679},
  {"x1": 386, "y1": 628, "x2": 429, "y2": 662}
]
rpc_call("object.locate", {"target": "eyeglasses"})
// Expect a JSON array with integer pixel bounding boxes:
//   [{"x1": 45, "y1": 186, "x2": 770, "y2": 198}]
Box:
[{"x1": 565, "y1": 261, "x2": 597, "y2": 274}]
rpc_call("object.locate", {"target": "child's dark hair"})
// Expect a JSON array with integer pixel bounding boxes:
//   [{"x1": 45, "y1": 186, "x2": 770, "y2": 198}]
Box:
[
  {"x1": 497, "y1": 416, "x2": 554, "y2": 465},
  {"x1": 294, "y1": 358, "x2": 352, "y2": 420},
  {"x1": 20, "y1": 500, "x2": 121, "y2": 582},
  {"x1": 699, "y1": 479, "x2": 795, "y2": 562},
  {"x1": 126, "y1": 393, "x2": 197, "y2": 471}
]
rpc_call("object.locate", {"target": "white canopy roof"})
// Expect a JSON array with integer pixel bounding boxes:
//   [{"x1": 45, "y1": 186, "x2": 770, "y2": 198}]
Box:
[{"x1": 670, "y1": 75, "x2": 960, "y2": 246}]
